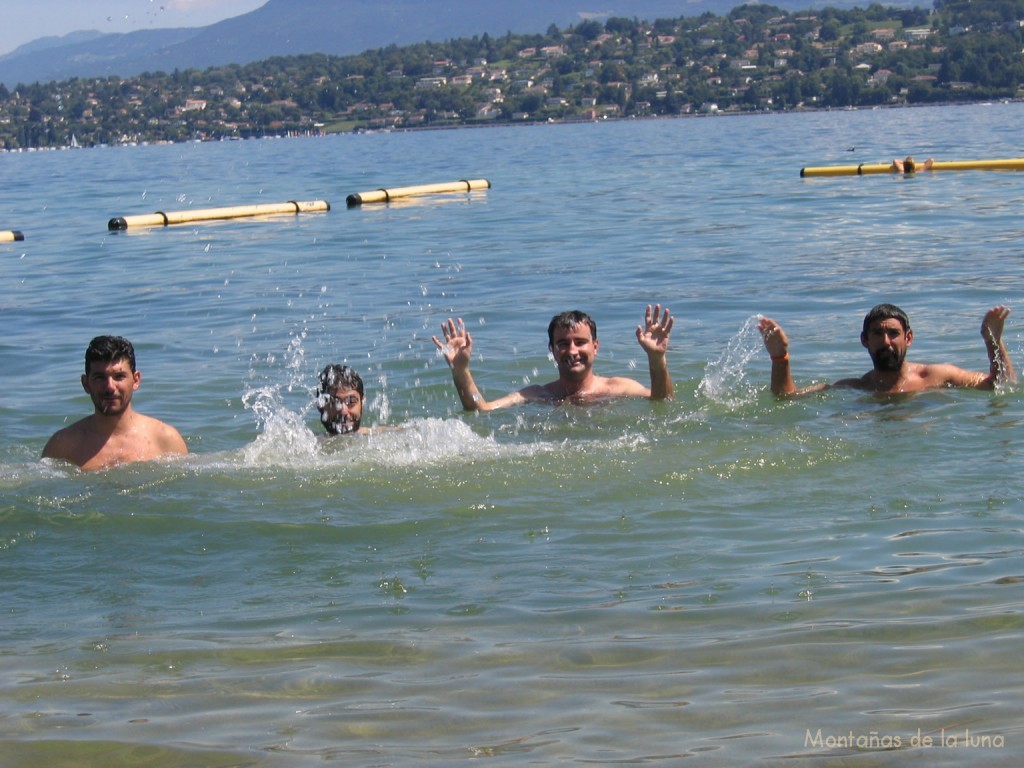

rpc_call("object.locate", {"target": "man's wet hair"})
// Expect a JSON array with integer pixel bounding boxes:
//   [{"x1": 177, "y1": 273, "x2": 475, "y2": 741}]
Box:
[
  {"x1": 862, "y1": 304, "x2": 911, "y2": 336},
  {"x1": 547, "y1": 310, "x2": 597, "y2": 347},
  {"x1": 317, "y1": 364, "x2": 364, "y2": 398},
  {"x1": 85, "y1": 335, "x2": 136, "y2": 374}
]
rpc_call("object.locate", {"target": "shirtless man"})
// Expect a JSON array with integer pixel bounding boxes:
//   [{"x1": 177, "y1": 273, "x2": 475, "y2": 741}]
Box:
[
  {"x1": 758, "y1": 304, "x2": 1015, "y2": 397},
  {"x1": 42, "y1": 335, "x2": 188, "y2": 470},
  {"x1": 432, "y1": 304, "x2": 674, "y2": 411}
]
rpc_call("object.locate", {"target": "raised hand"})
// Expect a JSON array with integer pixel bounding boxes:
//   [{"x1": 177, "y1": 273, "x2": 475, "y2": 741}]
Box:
[
  {"x1": 432, "y1": 317, "x2": 473, "y2": 371},
  {"x1": 758, "y1": 316, "x2": 790, "y2": 359},
  {"x1": 981, "y1": 305, "x2": 1011, "y2": 346},
  {"x1": 636, "y1": 304, "x2": 674, "y2": 356}
]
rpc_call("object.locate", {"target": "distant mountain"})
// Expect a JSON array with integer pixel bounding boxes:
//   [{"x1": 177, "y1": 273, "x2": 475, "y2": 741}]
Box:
[
  {"x1": 0, "y1": 30, "x2": 106, "y2": 59},
  {"x1": 0, "y1": 29, "x2": 201, "y2": 87},
  {"x1": 0, "y1": 0, "x2": 905, "y2": 88}
]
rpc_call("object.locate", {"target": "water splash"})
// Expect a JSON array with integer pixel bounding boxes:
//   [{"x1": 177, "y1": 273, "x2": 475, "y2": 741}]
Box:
[
  {"x1": 240, "y1": 385, "x2": 319, "y2": 467},
  {"x1": 236, "y1": 330, "x2": 528, "y2": 469},
  {"x1": 698, "y1": 314, "x2": 765, "y2": 406},
  {"x1": 342, "y1": 418, "x2": 513, "y2": 467},
  {"x1": 240, "y1": 333, "x2": 320, "y2": 466},
  {"x1": 371, "y1": 372, "x2": 391, "y2": 425}
]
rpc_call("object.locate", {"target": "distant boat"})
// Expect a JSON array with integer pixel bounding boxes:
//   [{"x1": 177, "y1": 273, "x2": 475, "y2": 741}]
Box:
[{"x1": 69, "y1": 133, "x2": 79, "y2": 148}]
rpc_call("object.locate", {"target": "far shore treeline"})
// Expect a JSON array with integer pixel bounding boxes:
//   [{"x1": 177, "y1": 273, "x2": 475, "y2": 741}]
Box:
[{"x1": 2, "y1": 0, "x2": 1023, "y2": 149}]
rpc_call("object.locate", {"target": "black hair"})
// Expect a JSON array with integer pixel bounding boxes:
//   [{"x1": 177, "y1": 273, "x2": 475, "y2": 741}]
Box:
[
  {"x1": 85, "y1": 335, "x2": 136, "y2": 374},
  {"x1": 862, "y1": 304, "x2": 911, "y2": 336},
  {"x1": 547, "y1": 310, "x2": 597, "y2": 347},
  {"x1": 318, "y1": 364, "x2": 364, "y2": 398}
]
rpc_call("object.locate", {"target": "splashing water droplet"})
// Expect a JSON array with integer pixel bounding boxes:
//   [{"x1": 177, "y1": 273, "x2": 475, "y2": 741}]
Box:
[{"x1": 698, "y1": 314, "x2": 765, "y2": 406}]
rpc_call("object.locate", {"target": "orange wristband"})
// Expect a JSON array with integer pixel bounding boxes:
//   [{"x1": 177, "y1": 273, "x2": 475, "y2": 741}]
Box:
[{"x1": 771, "y1": 353, "x2": 789, "y2": 363}]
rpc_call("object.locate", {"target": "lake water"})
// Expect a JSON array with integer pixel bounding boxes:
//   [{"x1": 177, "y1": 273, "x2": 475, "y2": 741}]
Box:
[{"x1": 1, "y1": 104, "x2": 1022, "y2": 766}]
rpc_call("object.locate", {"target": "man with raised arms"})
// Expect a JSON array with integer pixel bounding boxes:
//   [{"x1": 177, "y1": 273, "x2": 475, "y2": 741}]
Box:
[
  {"x1": 432, "y1": 304, "x2": 674, "y2": 411},
  {"x1": 42, "y1": 335, "x2": 188, "y2": 471},
  {"x1": 891, "y1": 156, "x2": 934, "y2": 174},
  {"x1": 758, "y1": 304, "x2": 1015, "y2": 397}
]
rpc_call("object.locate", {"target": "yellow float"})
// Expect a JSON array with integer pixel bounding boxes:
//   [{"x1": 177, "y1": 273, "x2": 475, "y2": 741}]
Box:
[
  {"x1": 800, "y1": 158, "x2": 1024, "y2": 177},
  {"x1": 346, "y1": 179, "x2": 490, "y2": 207},
  {"x1": 108, "y1": 200, "x2": 330, "y2": 229}
]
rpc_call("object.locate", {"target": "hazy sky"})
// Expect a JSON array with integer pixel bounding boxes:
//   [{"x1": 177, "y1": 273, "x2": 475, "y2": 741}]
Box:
[{"x1": 0, "y1": 0, "x2": 269, "y2": 56}]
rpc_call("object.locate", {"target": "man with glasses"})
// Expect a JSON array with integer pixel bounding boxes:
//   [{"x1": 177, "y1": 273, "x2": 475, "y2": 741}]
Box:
[{"x1": 316, "y1": 364, "x2": 369, "y2": 435}]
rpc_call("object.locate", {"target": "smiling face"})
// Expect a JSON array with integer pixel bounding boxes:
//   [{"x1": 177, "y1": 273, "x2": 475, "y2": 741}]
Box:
[
  {"x1": 862, "y1": 317, "x2": 913, "y2": 372},
  {"x1": 81, "y1": 358, "x2": 140, "y2": 416},
  {"x1": 550, "y1": 322, "x2": 599, "y2": 382},
  {"x1": 320, "y1": 387, "x2": 363, "y2": 435},
  {"x1": 316, "y1": 364, "x2": 365, "y2": 435}
]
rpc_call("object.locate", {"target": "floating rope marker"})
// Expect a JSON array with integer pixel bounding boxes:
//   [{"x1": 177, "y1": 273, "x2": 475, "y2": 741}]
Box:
[
  {"x1": 108, "y1": 200, "x2": 331, "y2": 230},
  {"x1": 346, "y1": 179, "x2": 490, "y2": 207},
  {"x1": 0, "y1": 230, "x2": 25, "y2": 242},
  {"x1": 800, "y1": 158, "x2": 1024, "y2": 177}
]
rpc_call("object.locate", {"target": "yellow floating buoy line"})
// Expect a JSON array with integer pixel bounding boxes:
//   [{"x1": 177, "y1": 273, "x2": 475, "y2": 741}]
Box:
[
  {"x1": 1, "y1": 230, "x2": 25, "y2": 242},
  {"x1": 346, "y1": 179, "x2": 490, "y2": 207},
  {"x1": 107, "y1": 200, "x2": 331, "y2": 230},
  {"x1": 800, "y1": 158, "x2": 1024, "y2": 177}
]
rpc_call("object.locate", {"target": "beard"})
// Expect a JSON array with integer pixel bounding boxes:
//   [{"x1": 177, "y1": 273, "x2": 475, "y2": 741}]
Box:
[
  {"x1": 93, "y1": 392, "x2": 129, "y2": 415},
  {"x1": 871, "y1": 347, "x2": 905, "y2": 372},
  {"x1": 321, "y1": 412, "x2": 360, "y2": 435}
]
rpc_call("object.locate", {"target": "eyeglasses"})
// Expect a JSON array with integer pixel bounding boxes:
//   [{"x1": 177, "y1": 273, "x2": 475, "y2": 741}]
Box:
[{"x1": 326, "y1": 394, "x2": 360, "y2": 409}]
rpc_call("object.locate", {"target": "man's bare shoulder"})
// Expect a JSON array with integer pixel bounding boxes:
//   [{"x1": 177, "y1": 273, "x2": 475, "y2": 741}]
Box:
[
  {"x1": 599, "y1": 376, "x2": 651, "y2": 398},
  {"x1": 45, "y1": 416, "x2": 91, "y2": 442},
  {"x1": 521, "y1": 383, "x2": 558, "y2": 401},
  {"x1": 832, "y1": 363, "x2": 983, "y2": 394},
  {"x1": 43, "y1": 412, "x2": 187, "y2": 470},
  {"x1": 42, "y1": 416, "x2": 99, "y2": 462},
  {"x1": 911, "y1": 362, "x2": 985, "y2": 389},
  {"x1": 514, "y1": 376, "x2": 651, "y2": 405},
  {"x1": 140, "y1": 413, "x2": 189, "y2": 453},
  {"x1": 831, "y1": 374, "x2": 872, "y2": 390}
]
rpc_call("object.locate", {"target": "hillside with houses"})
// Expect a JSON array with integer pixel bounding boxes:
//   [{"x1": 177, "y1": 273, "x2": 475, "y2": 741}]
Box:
[{"x1": 1, "y1": 1, "x2": 1022, "y2": 149}]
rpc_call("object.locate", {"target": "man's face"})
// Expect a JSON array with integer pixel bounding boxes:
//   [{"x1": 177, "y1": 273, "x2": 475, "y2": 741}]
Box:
[
  {"x1": 550, "y1": 323, "x2": 599, "y2": 381},
  {"x1": 81, "y1": 358, "x2": 140, "y2": 416},
  {"x1": 321, "y1": 387, "x2": 363, "y2": 435},
  {"x1": 862, "y1": 318, "x2": 912, "y2": 372}
]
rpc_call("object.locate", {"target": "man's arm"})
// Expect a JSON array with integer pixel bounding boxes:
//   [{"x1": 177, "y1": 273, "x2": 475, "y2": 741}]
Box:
[
  {"x1": 635, "y1": 304, "x2": 674, "y2": 400},
  {"x1": 432, "y1": 317, "x2": 528, "y2": 411},
  {"x1": 978, "y1": 305, "x2": 1016, "y2": 389},
  {"x1": 758, "y1": 316, "x2": 835, "y2": 396},
  {"x1": 910, "y1": 307, "x2": 1016, "y2": 391},
  {"x1": 759, "y1": 316, "x2": 798, "y2": 396},
  {"x1": 433, "y1": 317, "x2": 484, "y2": 410}
]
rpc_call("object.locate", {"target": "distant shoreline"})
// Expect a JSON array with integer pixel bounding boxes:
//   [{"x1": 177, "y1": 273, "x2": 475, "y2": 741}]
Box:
[{"x1": 5, "y1": 98, "x2": 1017, "y2": 155}]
